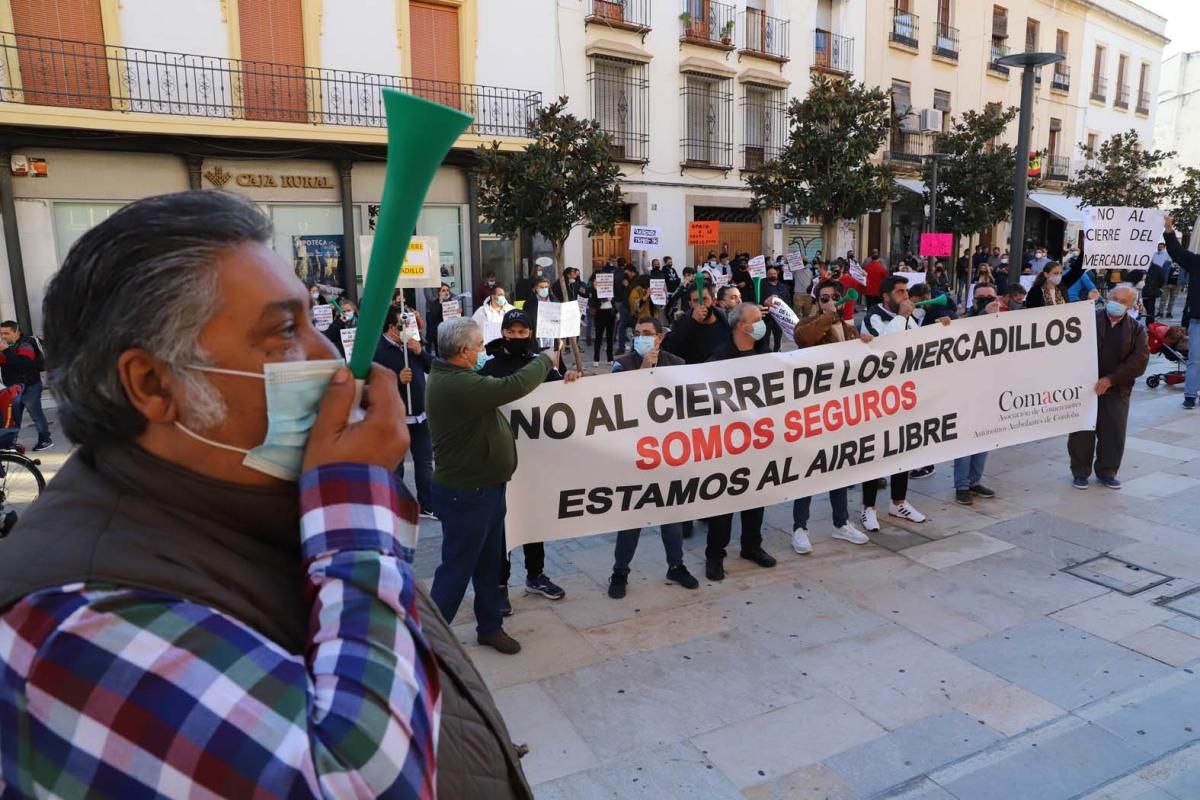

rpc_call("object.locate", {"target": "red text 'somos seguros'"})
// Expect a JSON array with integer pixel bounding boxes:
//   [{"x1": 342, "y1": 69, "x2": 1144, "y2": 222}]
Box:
[{"x1": 635, "y1": 381, "x2": 918, "y2": 470}]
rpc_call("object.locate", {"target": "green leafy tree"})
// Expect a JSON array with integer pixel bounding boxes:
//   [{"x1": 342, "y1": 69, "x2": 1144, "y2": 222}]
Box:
[
  {"x1": 748, "y1": 75, "x2": 896, "y2": 256},
  {"x1": 1170, "y1": 166, "x2": 1200, "y2": 241},
  {"x1": 1066, "y1": 129, "x2": 1176, "y2": 209},
  {"x1": 476, "y1": 97, "x2": 624, "y2": 272}
]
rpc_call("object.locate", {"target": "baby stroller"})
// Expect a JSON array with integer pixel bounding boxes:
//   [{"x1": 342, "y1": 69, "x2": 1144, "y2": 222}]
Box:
[{"x1": 1145, "y1": 322, "x2": 1189, "y2": 389}]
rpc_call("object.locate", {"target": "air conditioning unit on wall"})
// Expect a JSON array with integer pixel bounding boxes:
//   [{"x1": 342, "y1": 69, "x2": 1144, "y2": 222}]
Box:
[
  {"x1": 899, "y1": 111, "x2": 921, "y2": 132},
  {"x1": 920, "y1": 108, "x2": 944, "y2": 132}
]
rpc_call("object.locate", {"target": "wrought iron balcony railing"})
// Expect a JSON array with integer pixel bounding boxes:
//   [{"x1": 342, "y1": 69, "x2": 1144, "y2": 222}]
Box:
[
  {"x1": 0, "y1": 32, "x2": 541, "y2": 138},
  {"x1": 680, "y1": 0, "x2": 737, "y2": 51},
  {"x1": 1115, "y1": 84, "x2": 1130, "y2": 109},
  {"x1": 741, "y1": 8, "x2": 789, "y2": 61},
  {"x1": 813, "y1": 30, "x2": 853, "y2": 75},
  {"x1": 890, "y1": 11, "x2": 919, "y2": 49},
  {"x1": 1046, "y1": 154, "x2": 1070, "y2": 181},
  {"x1": 888, "y1": 132, "x2": 927, "y2": 164},
  {"x1": 989, "y1": 43, "x2": 1011, "y2": 75},
  {"x1": 586, "y1": 0, "x2": 652, "y2": 32},
  {"x1": 1137, "y1": 90, "x2": 1151, "y2": 114},
  {"x1": 933, "y1": 23, "x2": 959, "y2": 60},
  {"x1": 1051, "y1": 63, "x2": 1070, "y2": 92},
  {"x1": 1091, "y1": 76, "x2": 1108, "y2": 103}
]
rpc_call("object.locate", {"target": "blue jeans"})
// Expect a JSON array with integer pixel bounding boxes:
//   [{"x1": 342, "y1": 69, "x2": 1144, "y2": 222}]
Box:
[
  {"x1": 953, "y1": 452, "x2": 988, "y2": 490},
  {"x1": 20, "y1": 381, "x2": 49, "y2": 443},
  {"x1": 793, "y1": 488, "x2": 849, "y2": 529},
  {"x1": 430, "y1": 483, "x2": 507, "y2": 635},
  {"x1": 1187, "y1": 320, "x2": 1200, "y2": 399},
  {"x1": 396, "y1": 420, "x2": 433, "y2": 512},
  {"x1": 613, "y1": 523, "x2": 684, "y2": 575}
]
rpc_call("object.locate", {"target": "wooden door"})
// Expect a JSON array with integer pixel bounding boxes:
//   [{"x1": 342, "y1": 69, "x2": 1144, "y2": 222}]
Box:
[
  {"x1": 590, "y1": 223, "x2": 632, "y2": 270},
  {"x1": 11, "y1": 0, "x2": 110, "y2": 110},
  {"x1": 238, "y1": 0, "x2": 308, "y2": 122},
  {"x1": 720, "y1": 222, "x2": 764, "y2": 258},
  {"x1": 410, "y1": 2, "x2": 462, "y2": 109}
]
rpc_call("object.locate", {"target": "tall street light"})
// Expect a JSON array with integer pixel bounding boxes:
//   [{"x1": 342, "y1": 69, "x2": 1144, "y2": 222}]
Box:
[
  {"x1": 922, "y1": 152, "x2": 949, "y2": 234},
  {"x1": 994, "y1": 51, "x2": 1063, "y2": 263}
]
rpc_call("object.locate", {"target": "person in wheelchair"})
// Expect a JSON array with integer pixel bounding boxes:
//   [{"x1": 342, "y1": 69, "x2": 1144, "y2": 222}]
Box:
[{"x1": 0, "y1": 383, "x2": 23, "y2": 451}]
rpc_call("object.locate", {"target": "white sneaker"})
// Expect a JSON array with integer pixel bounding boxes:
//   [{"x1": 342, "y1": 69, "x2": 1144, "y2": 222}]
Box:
[
  {"x1": 832, "y1": 523, "x2": 870, "y2": 545},
  {"x1": 860, "y1": 507, "x2": 880, "y2": 532},
  {"x1": 791, "y1": 527, "x2": 813, "y2": 554},
  {"x1": 593, "y1": 361, "x2": 600, "y2": 368},
  {"x1": 889, "y1": 501, "x2": 927, "y2": 523}
]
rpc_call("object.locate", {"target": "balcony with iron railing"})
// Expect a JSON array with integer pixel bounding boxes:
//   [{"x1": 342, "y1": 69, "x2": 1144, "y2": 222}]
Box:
[
  {"x1": 680, "y1": 1, "x2": 737, "y2": 52},
  {"x1": 1115, "y1": 84, "x2": 1130, "y2": 109},
  {"x1": 813, "y1": 29, "x2": 853, "y2": 75},
  {"x1": 1091, "y1": 76, "x2": 1108, "y2": 103},
  {"x1": 1051, "y1": 63, "x2": 1070, "y2": 92},
  {"x1": 1137, "y1": 89, "x2": 1151, "y2": 115},
  {"x1": 740, "y1": 8, "x2": 789, "y2": 61},
  {"x1": 933, "y1": 22, "x2": 959, "y2": 60},
  {"x1": 988, "y1": 42, "x2": 1011, "y2": 75},
  {"x1": 0, "y1": 32, "x2": 541, "y2": 139},
  {"x1": 1046, "y1": 155, "x2": 1070, "y2": 181},
  {"x1": 890, "y1": 11, "x2": 919, "y2": 49},
  {"x1": 586, "y1": 0, "x2": 652, "y2": 33},
  {"x1": 888, "y1": 131, "x2": 927, "y2": 164}
]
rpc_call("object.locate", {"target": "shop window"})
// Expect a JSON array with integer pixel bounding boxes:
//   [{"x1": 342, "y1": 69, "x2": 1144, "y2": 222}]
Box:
[
  {"x1": 52, "y1": 201, "x2": 126, "y2": 263},
  {"x1": 267, "y1": 204, "x2": 361, "y2": 290}
]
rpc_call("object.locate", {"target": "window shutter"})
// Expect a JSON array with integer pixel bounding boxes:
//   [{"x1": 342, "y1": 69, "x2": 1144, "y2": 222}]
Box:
[
  {"x1": 891, "y1": 81, "x2": 912, "y2": 116},
  {"x1": 1049, "y1": 117, "x2": 1062, "y2": 132},
  {"x1": 237, "y1": 0, "x2": 307, "y2": 122},
  {"x1": 410, "y1": 2, "x2": 461, "y2": 108},
  {"x1": 992, "y1": 6, "x2": 1008, "y2": 38},
  {"x1": 11, "y1": 0, "x2": 110, "y2": 109},
  {"x1": 933, "y1": 90, "x2": 951, "y2": 112}
]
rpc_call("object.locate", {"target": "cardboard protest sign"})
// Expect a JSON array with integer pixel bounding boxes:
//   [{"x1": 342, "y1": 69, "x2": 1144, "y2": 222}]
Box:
[
  {"x1": 536, "y1": 301, "x2": 581, "y2": 340},
  {"x1": 748, "y1": 255, "x2": 767, "y2": 279},
  {"x1": 784, "y1": 251, "x2": 805, "y2": 280},
  {"x1": 629, "y1": 226, "x2": 662, "y2": 251},
  {"x1": 1083, "y1": 207, "x2": 1165, "y2": 272},
  {"x1": 650, "y1": 278, "x2": 668, "y2": 306},
  {"x1": 502, "y1": 304, "x2": 1097, "y2": 546},
  {"x1": 688, "y1": 221, "x2": 720, "y2": 246},
  {"x1": 340, "y1": 327, "x2": 356, "y2": 363},
  {"x1": 442, "y1": 299, "x2": 462, "y2": 319},
  {"x1": 313, "y1": 304, "x2": 334, "y2": 332},
  {"x1": 919, "y1": 233, "x2": 953, "y2": 258},
  {"x1": 713, "y1": 273, "x2": 731, "y2": 287},
  {"x1": 594, "y1": 273, "x2": 615, "y2": 299},
  {"x1": 577, "y1": 297, "x2": 589, "y2": 317},
  {"x1": 401, "y1": 310, "x2": 420, "y2": 342},
  {"x1": 765, "y1": 295, "x2": 799, "y2": 329}
]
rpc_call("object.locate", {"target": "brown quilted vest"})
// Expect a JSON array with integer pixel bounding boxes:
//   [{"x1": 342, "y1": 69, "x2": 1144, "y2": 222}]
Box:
[{"x1": 0, "y1": 445, "x2": 532, "y2": 800}]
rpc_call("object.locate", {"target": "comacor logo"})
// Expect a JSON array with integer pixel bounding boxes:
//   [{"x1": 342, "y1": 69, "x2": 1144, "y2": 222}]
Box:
[{"x1": 999, "y1": 385, "x2": 1083, "y2": 412}]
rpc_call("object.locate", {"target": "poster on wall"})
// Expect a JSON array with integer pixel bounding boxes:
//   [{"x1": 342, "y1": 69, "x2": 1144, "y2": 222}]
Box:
[{"x1": 293, "y1": 235, "x2": 344, "y2": 288}]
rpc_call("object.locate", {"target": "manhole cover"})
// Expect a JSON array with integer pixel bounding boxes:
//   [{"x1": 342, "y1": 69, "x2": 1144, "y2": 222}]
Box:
[
  {"x1": 1062, "y1": 556, "x2": 1173, "y2": 595},
  {"x1": 1159, "y1": 587, "x2": 1200, "y2": 621}
]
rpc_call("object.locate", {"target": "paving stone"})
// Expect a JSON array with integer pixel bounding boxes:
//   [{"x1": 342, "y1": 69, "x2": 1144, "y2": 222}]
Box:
[
  {"x1": 847, "y1": 583, "x2": 992, "y2": 649},
  {"x1": 901, "y1": 531, "x2": 1016, "y2": 570},
  {"x1": 1118, "y1": 625, "x2": 1200, "y2": 667},
  {"x1": 1134, "y1": 741, "x2": 1200, "y2": 797},
  {"x1": 955, "y1": 683, "x2": 1066, "y2": 737},
  {"x1": 929, "y1": 716, "x2": 1153, "y2": 800},
  {"x1": 1109, "y1": 542, "x2": 1200, "y2": 584},
  {"x1": 973, "y1": 511, "x2": 1104, "y2": 567},
  {"x1": 1118, "y1": 472, "x2": 1200, "y2": 500},
  {"x1": 455, "y1": 607, "x2": 605, "y2": 690},
  {"x1": 1076, "y1": 669, "x2": 1200, "y2": 758},
  {"x1": 877, "y1": 777, "x2": 960, "y2": 799},
  {"x1": 957, "y1": 618, "x2": 1174, "y2": 710},
  {"x1": 1124, "y1": 436, "x2": 1200, "y2": 462},
  {"x1": 1077, "y1": 774, "x2": 1179, "y2": 800},
  {"x1": 490, "y1": 682, "x2": 599, "y2": 786},
  {"x1": 691, "y1": 691, "x2": 884, "y2": 788},
  {"x1": 741, "y1": 763, "x2": 860, "y2": 800},
  {"x1": 823, "y1": 711, "x2": 1003, "y2": 796},
  {"x1": 533, "y1": 741, "x2": 745, "y2": 800},
  {"x1": 1050, "y1": 592, "x2": 1181, "y2": 642}
]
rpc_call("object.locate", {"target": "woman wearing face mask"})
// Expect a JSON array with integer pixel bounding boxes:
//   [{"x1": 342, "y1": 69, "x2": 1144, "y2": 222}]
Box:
[
  {"x1": 425, "y1": 283, "x2": 454, "y2": 356},
  {"x1": 472, "y1": 284, "x2": 509, "y2": 344},
  {"x1": 1025, "y1": 246, "x2": 1087, "y2": 309}
]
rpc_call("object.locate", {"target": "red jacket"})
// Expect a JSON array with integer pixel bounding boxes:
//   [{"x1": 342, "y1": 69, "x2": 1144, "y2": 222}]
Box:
[
  {"x1": 838, "y1": 272, "x2": 864, "y2": 320},
  {"x1": 864, "y1": 259, "x2": 888, "y2": 297}
]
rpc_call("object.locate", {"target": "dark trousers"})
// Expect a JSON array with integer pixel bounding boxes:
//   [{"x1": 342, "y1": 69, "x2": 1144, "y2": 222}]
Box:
[
  {"x1": 20, "y1": 381, "x2": 49, "y2": 443},
  {"x1": 614, "y1": 523, "x2": 684, "y2": 575},
  {"x1": 1068, "y1": 392, "x2": 1130, "y2": 480},
  {"x1": 396, "y1": 420, "x2": 433, "y2": 512},
  {"x1": 705, "y1": 507, "x2": 764, "y2": 561},
  {"x1": 593, "y1": 309, "x2": 616, "y2": 361},
  {"x1": 863, "y1": 472, "x2": 909, "y2": 507},
  {"x1": 500, "y1": 542, "x2": 545, "y2": 584},
  {"x1": 430, "y1": 483, "x2": 507, "y2": 635},
  {"x1": 765, "y1": 316, "x2": 783, "y2": 352},
  {"x1": 793, "y1": 488, "x2": 849, "y2": 529},
  {"x1": 616, "y1": 303, "x2": 631, "y2": 350},
  {"x1": 1143, "y1": 293, "x2": 1160, "y2": 326}
]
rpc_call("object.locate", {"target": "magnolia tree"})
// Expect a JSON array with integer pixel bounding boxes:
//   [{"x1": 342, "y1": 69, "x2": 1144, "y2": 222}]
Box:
[{"x1": 1066, "y1": 129, "x2": 1176, "y2": 209}]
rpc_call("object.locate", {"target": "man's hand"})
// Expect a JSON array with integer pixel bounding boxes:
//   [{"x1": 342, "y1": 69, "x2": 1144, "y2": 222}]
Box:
[
  {"x1": 1088, "y1": 289, "x2": 1101, "y2": 301},
  {"x1": 898, "y1": 299, "x2": 916, "y2": 318},
  {"x1": 641, "y1": 348, "x2": 659, "y2": 368},
  {"x1": 692, "y1": 305, "x2": 709, "y2": 323},
  {"x1": 860, "y1": 332, "x2": 875, "y2": 344},
  {"x1": 399, "y1": 367, "x2": 413, "y2": 385},
  {"x1": 303, "y1": 364, "x2": 409, "y2": 472},
  {"x1": 1166, "y1": 215, "x2": 1175, "y2": 234},
  {"x1": 1095, "y1": 377, "x2": 1113, "y2": 395},
  {"x1": 406, "y1": 337, "x2": 423, "y2": 355},
  {"x1": 563, "y1": 370, "x2": 582, "y2": 383},
  {"x1": 937, "y1": 315, "x2": 952, "y2": 326},
  {"x1": 0, "y1": 340, "x2": 8, "y2": 352}
]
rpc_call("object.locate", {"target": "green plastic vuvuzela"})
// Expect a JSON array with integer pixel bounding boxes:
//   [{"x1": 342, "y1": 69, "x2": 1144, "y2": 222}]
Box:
[{"x1": 349, "y1": 89, "x2": 472, "y2": 379}]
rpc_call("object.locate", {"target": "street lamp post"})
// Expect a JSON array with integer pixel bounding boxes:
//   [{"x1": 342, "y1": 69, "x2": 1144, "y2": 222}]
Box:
[
  {"x1": 923, "y1": 152, "x2": 948, "y2": 234},
  {"x1": 994, "y1": 51, "x2": 1063, "y2": 264}
]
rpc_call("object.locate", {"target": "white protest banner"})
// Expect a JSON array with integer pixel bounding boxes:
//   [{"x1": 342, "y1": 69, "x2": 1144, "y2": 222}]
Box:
[
  {"x1": 594, "y1": 273, "x2": 615, "y2": 299},
  {"x1": 848, "y1": 263, "x2": 868, "y2": 286},
  {"x1": 900, "y1": 272, "x2": 926, "y2": 289},
  {"x1": 629, "y1": 225, "x2": 662, "y2": 251},
  {"x1": 577, "y1": 297, "x2": 589, "y2": 317},
  {"x1": 359, "y1": 235, "x2": 442, "y2": 288},
  {"x1": 650, "y1": 278, "x2": 668, "y2": 306},
  {"x1": 442, "y1": 299, "x2": 462, "y2": 320},
  {"x1": 536, "y1": 301, "x2": 581, "y2": 340},
  {"x1": 502, "y1": 303, "x2": 1098, "y2": 547},
  {"x1": 713, "y1": 272, "x2": 731, "y2": 287},
  {"x1": 1083, "y1": 207, "x2": 1165, "y2": 272},
  {"x1": 748, "y1": 255, "x2": 768, "y2": 279},
  {"x1": 399, "y1": 310, "x2": 420, "y2": 342},
  {"x1": 313, "y1": 304, "x2": 334, "y2": 332},
  {"x1": 1019, "y1": 275, "x2": 1037, "y2": 292},
  {"x1": 784, "y1": 251, "x2": 805, "y2": 280},
  {"x1": 765, "y1": 295, "x2": 799, "y2": 329},
  {"x1": 340, "y1": 327, "x2": 357, "y2": 363}
]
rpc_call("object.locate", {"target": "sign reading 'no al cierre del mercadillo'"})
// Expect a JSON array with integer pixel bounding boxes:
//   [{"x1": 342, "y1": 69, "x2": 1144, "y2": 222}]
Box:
[
  {"x1": 501, "y1": 304, "x2": 1099, "y2": 548},
  {"x1": 1083, "y1": 206, "x2": 1165, "y2": 270}
]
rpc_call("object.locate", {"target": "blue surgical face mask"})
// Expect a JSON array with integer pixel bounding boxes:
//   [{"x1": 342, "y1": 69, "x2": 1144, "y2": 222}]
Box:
[
  {"x1": 175, "y1": 359, "x2": 344, "y2": 482},
  {"x1": 537, "y1": 287, "x2": 549, "y2": 298},
  {"x1": 1106, "y1": 300, "x2": 1127, "y2": 319},
  {"x1": 474, "y1": 350, "x2": 490, "y2": 370},
  {"x1": 496, "y1": 296, "x2": 508, "y2": 307},
  {"x1": 633, "y1": 335, "x2": 656, "y2": 356},
  {"x1": 750, "y1": 320, "x2": 768, "y2": 341}
]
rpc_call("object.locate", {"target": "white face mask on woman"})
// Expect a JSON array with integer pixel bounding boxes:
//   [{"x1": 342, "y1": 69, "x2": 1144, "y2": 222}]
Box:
[{"x1": 1047, "y1": 274, "x2": 1063, "y2": 286}]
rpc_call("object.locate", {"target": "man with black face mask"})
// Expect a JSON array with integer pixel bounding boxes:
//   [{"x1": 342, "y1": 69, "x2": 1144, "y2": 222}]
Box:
[
  {"x1": 480, "y1": 310, "x2": 580, "y2": 613},
  {"x1": 375, "y1": 304, "x2": 435, "y2": 518},
  {"x1": 662, "y1": 283, "x2": 732, "y2": 364},
  {"x1": 662, "y1": 256, "x2": 682, "y2": 294}
]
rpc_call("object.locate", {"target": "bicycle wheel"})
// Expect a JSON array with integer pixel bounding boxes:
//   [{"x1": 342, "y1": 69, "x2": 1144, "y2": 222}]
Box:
[{"x1": 0, "y1": 452, "x2": 45, "y2": 517}]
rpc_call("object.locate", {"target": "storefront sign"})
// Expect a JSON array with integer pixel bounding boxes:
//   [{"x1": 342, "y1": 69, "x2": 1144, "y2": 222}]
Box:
[{"x1": 204, "y1": 165, "x2": 333, "y2": 190}]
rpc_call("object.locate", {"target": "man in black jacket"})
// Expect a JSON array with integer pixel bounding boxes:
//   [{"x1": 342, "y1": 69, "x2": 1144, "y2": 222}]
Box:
[
  {"x1": 374, "y1": 304, "x2": 435, "y2": 517},
  {"x1": 1163, "y1": 216, "x2": 1200, "y2": 408},
  {"x1": 663, "y1": 282, "x2": 733, "y2": 365},
  {"x1": 480, "y1": 309, "x2": 579, "y2": 609},
  {"x1": 662, "y1": 256, "x2": 682, "y2": 294},
  {"x1": 0, "y1": 321, "x2": 49, "y2": 450}
]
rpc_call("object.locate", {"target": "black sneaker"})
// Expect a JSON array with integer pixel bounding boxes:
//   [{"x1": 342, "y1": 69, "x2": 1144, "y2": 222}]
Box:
[
  {"x1": 1185, "y1": 397, "x2": 1197, "y2": 410},
  {"x1": 666, "y1": 564, "x2": 699, "y2": 590},
  {"x1": 477, "y1": 629, "x2": 521, "y2": 655},
  {"x1": 499, "y1": 587, "x2": 513, "y2": 617},
  {"x1": 525, "y1": 574, "x2": 566, "y2": 600},
  {"x1": 705, "y1": 558, "x2": 725, "y2": 581},
  {"x1": 607, "y1": 573, "x2": 627, "y2": 599},
  {"x1": 739, "y1": 547, "x2": 777, "y2": 568},
  {"x1": 909, "y1": 465, "x2": 935, "y2": 479},
  {"x1": 969, "y1": 484, "x2": 996, "y2": 498},
  {"x1": 32, "y1": 439, "x2": 53, "y2": 452},
  {"x1": 955, "y1": 489, "x2": 975, "y2": 506}
]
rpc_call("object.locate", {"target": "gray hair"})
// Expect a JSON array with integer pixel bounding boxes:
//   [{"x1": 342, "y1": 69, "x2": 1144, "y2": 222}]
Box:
[
  {"x1": 1110, "y1": 285, "x2": 1138, "y2": 304},
  {"x1": 438, "y1": 316, "x2": 481, "y2": 356},
  {"x1": 43, "y1": 191, "x2": 273, "y2": 447},
  {"x1": 728, "y1": 302, "x2": 761, "y2": 328}
]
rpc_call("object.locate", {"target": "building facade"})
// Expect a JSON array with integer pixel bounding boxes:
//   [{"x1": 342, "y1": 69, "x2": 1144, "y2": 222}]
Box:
[{"x1": 1154, "y1": 50, "x2": 1200, "y2": 177}]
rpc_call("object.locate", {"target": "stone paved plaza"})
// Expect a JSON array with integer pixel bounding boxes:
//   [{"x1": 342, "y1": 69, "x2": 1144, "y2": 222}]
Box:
[{"x1": 405, "y1": 355, "x2": 1200, "y2": 800}]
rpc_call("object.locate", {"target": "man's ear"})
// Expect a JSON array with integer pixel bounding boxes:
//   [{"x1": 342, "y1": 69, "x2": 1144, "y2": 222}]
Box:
[{"x1": 117, "y1": 348, "x2": 181, "y2": 425}]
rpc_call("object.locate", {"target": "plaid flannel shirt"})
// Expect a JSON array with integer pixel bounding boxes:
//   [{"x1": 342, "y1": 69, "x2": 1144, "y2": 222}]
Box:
[{"x1": 0, "y1": 463, "x2": 439, "y2": 799}]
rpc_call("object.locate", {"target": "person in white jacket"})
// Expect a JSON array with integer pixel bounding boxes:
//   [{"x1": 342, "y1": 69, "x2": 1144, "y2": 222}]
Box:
[{"x1": 473, "y1": 284, "x2": 509, "y2": 345}]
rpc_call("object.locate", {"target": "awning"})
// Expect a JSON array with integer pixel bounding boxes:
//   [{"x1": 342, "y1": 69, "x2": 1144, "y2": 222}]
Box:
[
  {"x1": 1028, "y1": 191, "x2": 1087, "y2": 224},
  {"x1": 895, "y1": 178, "x2": 926, "y2": 195}
]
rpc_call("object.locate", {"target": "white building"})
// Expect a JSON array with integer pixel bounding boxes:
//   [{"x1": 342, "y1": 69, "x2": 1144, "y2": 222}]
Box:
[{"x1": 1154, "y1": 50, "x2": 1200, "y2": 176}]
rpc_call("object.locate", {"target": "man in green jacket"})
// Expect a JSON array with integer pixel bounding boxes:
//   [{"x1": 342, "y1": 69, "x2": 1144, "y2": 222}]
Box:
[{"x1": 428, "y1": 316, "x2": 560, "y2": 654}]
